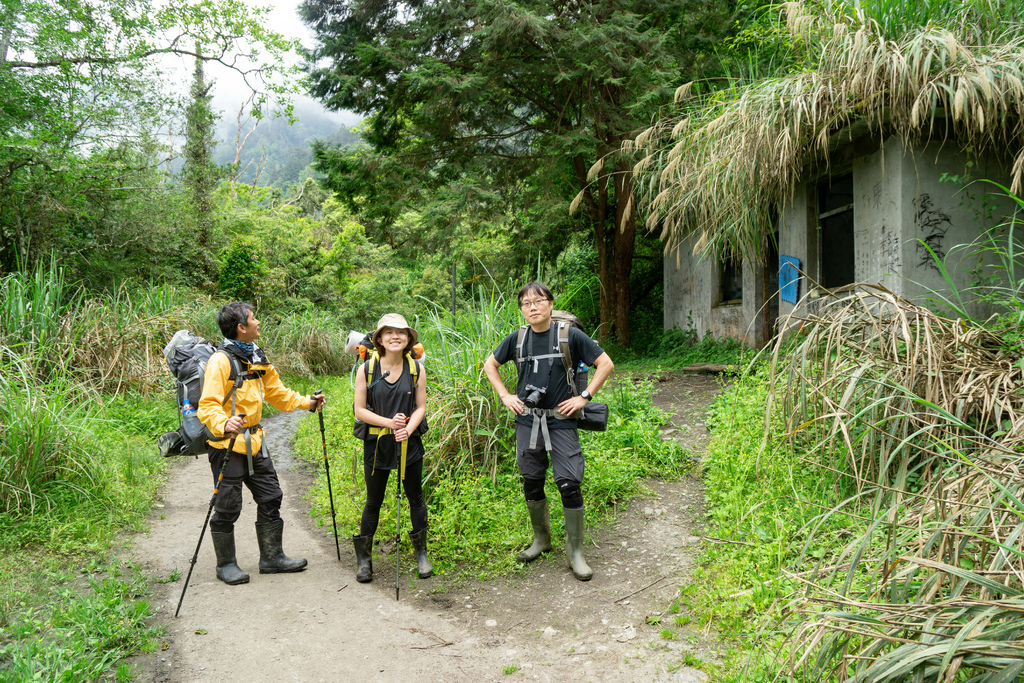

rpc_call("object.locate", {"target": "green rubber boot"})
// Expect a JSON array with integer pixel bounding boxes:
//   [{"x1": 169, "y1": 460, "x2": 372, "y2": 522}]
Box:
[
  {"x1": 563, "y1": 506, "x2": 593, "y2": 581},
  {"x1": 408, "y1": 528, "x2": 433, "y2": 579},
  {"x1": 516, "y1": 499, "x2": 553, "y2": 563},
  {"x1": 352, "y1": 534, "x2": 374, "y2": 583},
  {"x1": 254, "y1": 520, "x2": 307, "y2": 574},
  {"x1": 210, "y1": 531, "x2": 250, "y2": 585}
]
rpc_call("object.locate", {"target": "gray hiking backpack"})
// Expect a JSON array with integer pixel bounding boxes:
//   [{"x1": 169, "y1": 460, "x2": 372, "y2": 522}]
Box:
[
  {"x1": 157, "y1": 330, "x2": 246, "y2": 457},
  {"x1": 514, "y1": 309, "x2": 587, "y2": 395}
]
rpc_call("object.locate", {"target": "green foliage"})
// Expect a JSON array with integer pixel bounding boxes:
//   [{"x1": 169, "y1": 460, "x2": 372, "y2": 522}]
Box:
[
  {"x1": 218, "y1": 235, "x2": 267, "y2": 303},
  {"x1": 184, "y1": 54, "x2": 220, "y2": 272},
  {"x1": 0, "y1": 256, "x2": 76, "y2": 351},
  {"x1": 0, "y1": 563, "x2": 160, "y2": 682},
  {"x1": 685, "y1": 367, "x2": 856, "y2": 677},
  {"x1": 0, "y1": 0, "x2": 301, "y2": 275},
  {"x1": 301, "y1": 0, "x2": 748, "y2": 346},
  {"x1": 657, "y1": 328, "x2": 746, "y2": 366}
]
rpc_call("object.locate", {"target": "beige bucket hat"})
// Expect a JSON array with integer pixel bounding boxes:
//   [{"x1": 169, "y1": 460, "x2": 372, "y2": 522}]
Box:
[{"x1": 371, "y1": 313, "x2": 418, "y2": 352}]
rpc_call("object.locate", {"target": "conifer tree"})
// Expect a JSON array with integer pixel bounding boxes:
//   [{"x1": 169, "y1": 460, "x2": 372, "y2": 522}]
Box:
[{"x1": 183, "y1": 53, "x2": 218, "y2": 254}]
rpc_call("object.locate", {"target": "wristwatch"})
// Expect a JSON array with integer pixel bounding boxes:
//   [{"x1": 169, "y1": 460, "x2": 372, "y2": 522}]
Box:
[{"x1": 580, "y1": 390, "x2": 592, "y2": 401}]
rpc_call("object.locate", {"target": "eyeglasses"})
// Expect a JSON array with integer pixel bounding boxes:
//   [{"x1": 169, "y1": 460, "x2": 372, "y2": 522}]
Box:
[{"x1": 519, "y1": 299, "x2": 549, "y2": 309}]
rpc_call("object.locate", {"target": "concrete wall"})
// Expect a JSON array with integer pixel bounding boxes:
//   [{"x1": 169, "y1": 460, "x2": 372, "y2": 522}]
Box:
[
  {"x1": 852, "y1": 139, "x2": 905, "y2": 293},
  {"x1": 663, "y1": 243, "x2": 757, "y2": 344},
  {"x1": 898, "y1": 142, "x2": 1016, "y2": 319},
  {"x1": 666, "y1": 136, "x2": 1019, "y2": 344}
]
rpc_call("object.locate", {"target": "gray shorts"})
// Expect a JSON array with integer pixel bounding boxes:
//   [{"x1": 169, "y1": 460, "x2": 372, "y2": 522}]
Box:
[{"x1": 515, "y1": 424, "x2": 584, "y2": 485}]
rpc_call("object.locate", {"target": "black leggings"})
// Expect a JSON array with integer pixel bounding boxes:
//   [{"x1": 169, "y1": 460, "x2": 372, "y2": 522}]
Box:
[{"x1": 360, "y1": 457, "x2": 428, "y2": 536}]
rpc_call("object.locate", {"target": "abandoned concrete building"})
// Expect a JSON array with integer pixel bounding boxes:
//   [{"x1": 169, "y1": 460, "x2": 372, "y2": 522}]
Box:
[{"x1": 663, "y1": 137, "x2": 1018, "y2": 346}]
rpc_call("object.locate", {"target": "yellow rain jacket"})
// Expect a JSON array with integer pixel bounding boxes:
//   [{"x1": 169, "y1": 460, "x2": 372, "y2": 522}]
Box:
[{"x1": 198, "y1": 349, "x2": 311, "y2": 456}]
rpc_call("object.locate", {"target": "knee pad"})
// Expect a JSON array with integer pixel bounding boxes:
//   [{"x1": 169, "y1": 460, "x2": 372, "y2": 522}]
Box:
[
  {"x1": 555, "y1": 478, "x2": 583, "y2": 509},
  {"x1": 522, "y1": 477, "x2": 546, "y2": 502}
]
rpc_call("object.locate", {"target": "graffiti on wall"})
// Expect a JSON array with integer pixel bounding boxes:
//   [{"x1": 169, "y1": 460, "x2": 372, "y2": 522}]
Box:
[
  {"x1": 872, "y1": 180, "x2": 884, "y2": 210},
  {"x1": 914, "y1": 193, "x2": 951, "y2": 271},
  {"x1": 880, "y1": 222, "x2": 902, "y2": 275}
]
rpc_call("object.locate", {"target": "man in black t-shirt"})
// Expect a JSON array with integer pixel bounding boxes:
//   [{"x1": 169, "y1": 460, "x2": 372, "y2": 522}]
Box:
[{"x1": 484, "y1": 282, "x2": 614, "y2": 581}]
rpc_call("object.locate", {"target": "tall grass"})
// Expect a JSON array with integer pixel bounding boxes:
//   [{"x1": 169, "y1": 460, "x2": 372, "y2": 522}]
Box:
[
  {"x1": 760, "y1": 281, "x2": 1024, "y2": 680},
  {"x1": 0, "y1": 348, "x2": 104, "y2": 514},
  {"x1": 415, "y1": 289, "x2": 521, "y2": 482},
  {"x1": 0, "y1": 256, "x2": 77, "y2": 352},
  {"x1": 260, "y1": 309, "x2": 350, "y2": 377}
]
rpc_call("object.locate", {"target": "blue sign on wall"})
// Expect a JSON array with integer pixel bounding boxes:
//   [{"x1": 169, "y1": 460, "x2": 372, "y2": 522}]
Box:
[{"x1": 780, "y1": 256, "x2": 801, "y2": 304}]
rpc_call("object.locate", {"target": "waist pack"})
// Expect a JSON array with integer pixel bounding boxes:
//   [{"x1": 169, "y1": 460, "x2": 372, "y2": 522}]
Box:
[{"x1": 575, "y1": 401, "x2": 609, "y2": 432}]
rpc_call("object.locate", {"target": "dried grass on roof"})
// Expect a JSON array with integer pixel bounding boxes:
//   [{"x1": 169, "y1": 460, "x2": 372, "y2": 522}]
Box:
[{"x1": 633, "y1": 1, "x2": 1024, "y2": 261}]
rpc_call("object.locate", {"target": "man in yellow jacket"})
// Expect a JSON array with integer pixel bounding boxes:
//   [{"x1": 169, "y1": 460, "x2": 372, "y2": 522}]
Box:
[{"x1": 198, "y1": 301, "x2": 327, "y2": 585}]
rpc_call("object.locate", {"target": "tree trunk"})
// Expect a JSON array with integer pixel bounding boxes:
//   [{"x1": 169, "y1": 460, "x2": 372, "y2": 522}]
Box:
[
  {"x1": 573, "y1": 153, "x2": 613, "y2": 344},
  {"x1": 609, "y1": 157, "x2": 636, "y2": 347},
  {"x1": 573, "y1": 151, "x2": 638, "y2": 347}
]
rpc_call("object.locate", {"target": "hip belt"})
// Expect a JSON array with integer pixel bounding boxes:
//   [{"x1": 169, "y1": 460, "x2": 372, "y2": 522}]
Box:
[
  {"x1": 367, "y1": 426, "x2": 408, "y2": 480},
  {"x1": 523, "y1": 407, "x2": 573, "y2": 451}
]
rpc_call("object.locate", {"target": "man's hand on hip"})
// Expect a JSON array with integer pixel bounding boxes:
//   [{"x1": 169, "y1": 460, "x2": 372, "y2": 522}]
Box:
[
  {"x1": 557, "y1": 396, "x2": 589, "y2": 416},
  {"x1": 501, "y1": 394, "x2": 525, "y2": 415}
]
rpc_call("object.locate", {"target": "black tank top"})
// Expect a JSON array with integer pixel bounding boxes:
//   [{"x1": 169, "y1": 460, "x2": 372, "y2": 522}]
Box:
[{"x1": 362, "y1": 357, "x2": 424, "y2": 470}]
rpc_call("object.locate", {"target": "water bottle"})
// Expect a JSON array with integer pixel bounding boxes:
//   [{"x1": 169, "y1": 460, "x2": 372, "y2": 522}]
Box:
[
  {"x1": 181, "y1": 397, "x2": 205, "y2": 441},
  {"x1": 575, "y1": 361, "x2": 588, "y2": 395}
]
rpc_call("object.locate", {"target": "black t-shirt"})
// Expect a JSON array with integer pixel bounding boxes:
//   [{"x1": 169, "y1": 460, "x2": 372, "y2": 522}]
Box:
[
  {"x1": 492, "y1": 324, "x2": 604, "y2": 430},
  {"x1": 362, "y1": 358, "x2": 424, "y2": 469}
]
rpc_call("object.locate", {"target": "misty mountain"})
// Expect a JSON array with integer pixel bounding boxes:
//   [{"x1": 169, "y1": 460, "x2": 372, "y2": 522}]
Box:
[{"x1": 213, "y1": 102, "x2": 364, "y2": 190}]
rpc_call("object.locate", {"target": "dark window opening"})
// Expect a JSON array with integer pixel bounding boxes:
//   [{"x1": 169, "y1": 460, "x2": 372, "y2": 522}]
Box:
[
  {"x1": 720, "y1": 254, "x2": 743, "y2": 304},
  {"x1": 818, "y1": 174, "x2": 855, "y2": 288}
]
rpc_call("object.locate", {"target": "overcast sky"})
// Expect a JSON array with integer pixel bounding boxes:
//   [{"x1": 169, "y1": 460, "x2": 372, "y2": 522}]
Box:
[{"x1": 169, "y1": 0, "x2": 362, "y2": 130}]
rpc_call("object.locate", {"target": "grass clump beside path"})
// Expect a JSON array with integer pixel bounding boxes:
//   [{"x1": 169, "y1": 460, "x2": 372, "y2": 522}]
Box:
[
  {"x1": 0, "y1": 386, "x2": 175, "y2": 681},
  {"x1": 678, "y1": 367, "x2": 860, "y2": 680}
]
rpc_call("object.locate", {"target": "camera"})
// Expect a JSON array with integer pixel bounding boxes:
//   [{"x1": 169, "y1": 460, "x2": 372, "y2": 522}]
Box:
[{"x1": 522, "y1": 384, "x2": 547, "y2": 409}]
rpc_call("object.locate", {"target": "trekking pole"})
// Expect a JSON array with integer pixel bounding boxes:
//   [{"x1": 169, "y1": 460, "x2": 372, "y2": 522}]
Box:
[
  {"x1": 395, "y1": 438, "x2": 408, "y2": 601},
  {"x1": 175, "y1": 430, "x2": 240, "y2": 618},
  {"x1": 315, "y1": 390, "x2": 341, "y2": 561}
]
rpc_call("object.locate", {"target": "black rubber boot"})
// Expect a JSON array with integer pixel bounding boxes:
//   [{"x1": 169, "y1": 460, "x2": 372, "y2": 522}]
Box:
[
  {"x1": 352, "y1": 534, "x2": 374, "y2": 583},
  {"x1": 210, "y1": 531, "x2": 250, "y2": 585},
  {"x1": 254, "y1": 519, "x2": 308, "y2": 574},
  {"x1": 408, "y1": 528, "x2": 433, "y2": 579},
  {"x1": 563, "y1": 506, "x2": 593, "y2": 581},
  {"x1": 516, "y1": 499, "x2": 552, "y2": 563}
]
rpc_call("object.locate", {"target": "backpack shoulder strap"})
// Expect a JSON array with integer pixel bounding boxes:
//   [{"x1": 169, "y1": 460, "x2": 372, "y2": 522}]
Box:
[
  {"x1": 406, "y1": 353, "x2": 419, "y2": 384},
  {"x1": 515, "y1": 325, "x2": 529, "y2": 364},
  {"x1": 557, "y1": 322, "x2": 578, "y2": 396},
  {"x1": 213, "y1": 350, "x2": 246, "y2": 413},
  {"x1": 365, "y1": 351, "x2": 380, "y2": 383}
]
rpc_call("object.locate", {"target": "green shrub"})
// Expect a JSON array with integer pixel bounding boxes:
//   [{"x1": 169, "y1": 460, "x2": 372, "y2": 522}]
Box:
[{"x1": 218, "y1": 235, "x2": 267, "y2": 302}]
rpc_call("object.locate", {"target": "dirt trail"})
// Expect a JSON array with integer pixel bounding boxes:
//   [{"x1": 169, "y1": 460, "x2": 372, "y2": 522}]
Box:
[{"x1": 129, "y1": 375, "x2": 722, "y2": 682}]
